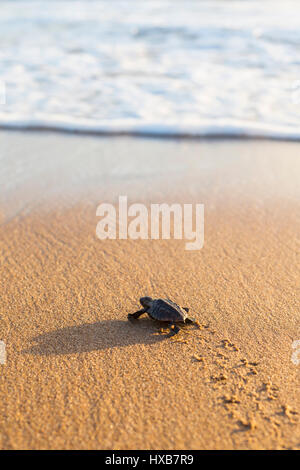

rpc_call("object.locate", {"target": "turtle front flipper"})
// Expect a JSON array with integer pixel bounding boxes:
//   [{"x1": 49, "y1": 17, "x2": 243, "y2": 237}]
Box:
[
  {"x1": 128, "y1": 308, "x2": 146, "y2": 320},
  {"x1": 183, "y1": 307, "x2": 189, "y2": 313}
]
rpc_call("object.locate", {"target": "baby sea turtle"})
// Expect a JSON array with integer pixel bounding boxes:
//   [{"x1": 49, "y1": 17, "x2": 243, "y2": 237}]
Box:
[{"x1": 128, "y1": 297, "x2": 197, "y2": 335}]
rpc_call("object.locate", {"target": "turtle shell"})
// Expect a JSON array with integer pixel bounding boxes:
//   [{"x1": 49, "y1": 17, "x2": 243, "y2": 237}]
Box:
[{"x1": 147, "y1": 298, "x2": 187, "y2": 322}]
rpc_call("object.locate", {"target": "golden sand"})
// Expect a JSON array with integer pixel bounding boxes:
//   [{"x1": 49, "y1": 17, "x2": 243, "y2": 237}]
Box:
[
  {"x1": 0, "y1": 133, "x2": 299, "y2": 449},
  {"x1": 0, "y1": 201, "x2": 299, "y2": 449}
]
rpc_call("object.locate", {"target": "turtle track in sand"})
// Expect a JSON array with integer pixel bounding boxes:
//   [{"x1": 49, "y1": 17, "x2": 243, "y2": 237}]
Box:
[{"x1": 155, "y1": 321, "x2": 299, "y2": 449}]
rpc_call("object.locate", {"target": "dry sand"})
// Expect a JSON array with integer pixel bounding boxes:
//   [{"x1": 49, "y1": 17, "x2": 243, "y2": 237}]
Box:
[{"x1": 0, "y1": 131, "x2": 299, "y2": 449}]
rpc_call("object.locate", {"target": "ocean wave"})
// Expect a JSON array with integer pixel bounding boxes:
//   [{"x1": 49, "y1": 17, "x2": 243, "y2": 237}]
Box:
[
  {"x1": 1, "y1": 0, "x2": 300, "y2": 140},
  {"x1": 1, "y1": 117, "x2": 300, "y2": 141}
]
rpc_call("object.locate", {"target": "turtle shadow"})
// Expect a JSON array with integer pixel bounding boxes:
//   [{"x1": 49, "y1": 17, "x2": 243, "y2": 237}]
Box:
[{"x1": 23, "y1": 318, "x2": 167, "y2": 356}]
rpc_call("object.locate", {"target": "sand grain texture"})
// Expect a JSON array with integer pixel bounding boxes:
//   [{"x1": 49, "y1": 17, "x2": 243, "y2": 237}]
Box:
[{"x1": 0, "y1": 133, "x2": 299, "y2": 449}]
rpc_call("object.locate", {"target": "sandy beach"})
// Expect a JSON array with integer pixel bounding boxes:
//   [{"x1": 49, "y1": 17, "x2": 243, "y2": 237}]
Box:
[{"x1": 0, "y1": 131, "x2": 299, "y2": 450}]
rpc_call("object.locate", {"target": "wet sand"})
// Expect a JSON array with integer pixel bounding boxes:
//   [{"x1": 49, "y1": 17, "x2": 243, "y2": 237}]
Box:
[{"x1": 0, "y1": 131, "x2": 299, "y2": 449}]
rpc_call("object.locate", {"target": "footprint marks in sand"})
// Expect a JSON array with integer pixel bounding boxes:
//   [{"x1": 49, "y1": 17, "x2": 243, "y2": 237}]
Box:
[{"x1": 160, "y1": 322, "x2": 299, "y2": 445}]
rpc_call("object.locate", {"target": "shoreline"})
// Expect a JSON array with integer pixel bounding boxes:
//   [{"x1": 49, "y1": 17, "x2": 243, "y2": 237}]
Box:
[
  {"x1": 0, "y1": 131, "x2": 299, "y2": 449},
  {"x1": 1, "y1": 124, "x2": 300, "y2": 142},
  {"x1": 1, "y1": 130, "x2": 300, "y2": 221}
]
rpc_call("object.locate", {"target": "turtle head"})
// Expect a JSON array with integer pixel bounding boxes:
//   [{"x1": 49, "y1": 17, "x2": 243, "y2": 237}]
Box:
[{"x1": 140, "y1": 296, "x2": 153, "y2": 309}]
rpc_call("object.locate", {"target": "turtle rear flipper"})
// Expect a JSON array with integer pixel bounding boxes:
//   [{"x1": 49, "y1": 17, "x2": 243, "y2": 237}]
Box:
[
  {"x1": 168, "y1": 322, "x2": 180, "y2": 336},
  {"x1": 185, "y1": 317, "x2": 196, "y2": 324}
]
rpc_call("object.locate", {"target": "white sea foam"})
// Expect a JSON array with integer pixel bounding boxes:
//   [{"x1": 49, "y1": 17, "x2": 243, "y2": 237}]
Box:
[{"x1": 0, "y1": 0, "x2": 299, "y2": 139}]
